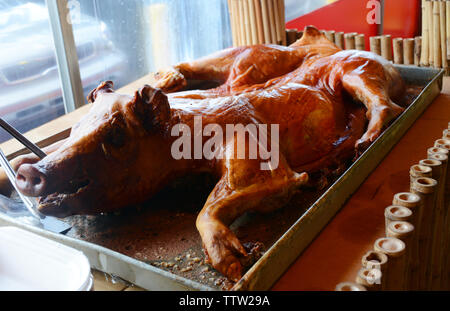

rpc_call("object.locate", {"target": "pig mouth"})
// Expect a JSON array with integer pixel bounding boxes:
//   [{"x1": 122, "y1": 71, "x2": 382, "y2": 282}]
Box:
[{"x1": 37, "y1": 178, "x2": 91, "y2": 217}]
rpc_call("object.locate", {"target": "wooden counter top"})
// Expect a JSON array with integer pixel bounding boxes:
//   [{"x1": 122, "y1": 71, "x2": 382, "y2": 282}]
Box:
[
  {"x1": 273, "y1": 77, "x2": 450, "y2": 290},
  {"x1": 2, "y1": 76, "x2": 449, "y2": 291}
]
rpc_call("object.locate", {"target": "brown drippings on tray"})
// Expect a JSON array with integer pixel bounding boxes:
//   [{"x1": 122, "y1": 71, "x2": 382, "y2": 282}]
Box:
[
  {"x1": 62, "y1": 85, "x2": 423, "y2": 290},
  {"x1": 66, "y1": 173, "x2": 321, "y2": 290}
]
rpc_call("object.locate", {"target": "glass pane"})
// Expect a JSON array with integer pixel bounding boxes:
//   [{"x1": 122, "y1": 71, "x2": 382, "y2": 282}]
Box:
[
  {"x1": 0, "y1": 0, "x2": 65, "y2": 143},
  {"x1": 72, "y1": 0, "x2": 232, "y2": 97},
  {"x1": 285, "y1": 0, "x2": 332, "y2": 22}
]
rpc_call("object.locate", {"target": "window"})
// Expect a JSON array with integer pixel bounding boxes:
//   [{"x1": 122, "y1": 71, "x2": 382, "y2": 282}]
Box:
[
  {"x1": 0, "y1": 0, "x2": 232, "y2": 143},
  {"x1": 72, "y1": 0, "x2": 232, "y2": 97},
  {"x1": 285, "y1": 0, "x2": 334, "y2": 22},
  {"x1": 0, "y1": 1, "x2": 65, "y2": 143}
]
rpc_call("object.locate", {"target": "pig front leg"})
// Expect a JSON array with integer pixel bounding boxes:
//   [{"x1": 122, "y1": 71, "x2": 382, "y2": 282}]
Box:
[
  {"x1": 152, "y1": 45, "x2": 303, "y2": 93},
  {"x1": 152, "y1": 47, "x2": 243, "y2": 93},
  {"x1": 196, "y1": 154, "x2": 308, "y2": 281}
]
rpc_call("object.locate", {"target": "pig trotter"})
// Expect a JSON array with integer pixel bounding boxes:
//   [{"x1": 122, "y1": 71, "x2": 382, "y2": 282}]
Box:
[{"x1": 153, "y1": 68, "x2": 187, "y2": 93}]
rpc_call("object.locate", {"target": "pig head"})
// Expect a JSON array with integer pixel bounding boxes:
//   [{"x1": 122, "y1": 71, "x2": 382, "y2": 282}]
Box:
[{"x1": 15, "y1": 81, "x2": 175, "y2": 217}]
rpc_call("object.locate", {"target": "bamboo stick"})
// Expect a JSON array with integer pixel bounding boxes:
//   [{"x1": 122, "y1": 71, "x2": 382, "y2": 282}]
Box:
[
  {"x1": 410, "y1": 164, "x2": 432, "y2": 184},
  {"x1": 381, "y1": 35, "x2": 393, "y2": 61},
  {"x1": 344, "y1": 33, "x2": 356, "y2": 50},
  {"x1": 447, "y1": 0, "x2": 450, "y2": 61},
  {"x1": 253, "y1": 0, "x2": 265, "y2": 44},
  {"x1": 248, "y1": 0, "x2": 258, "y2": 45},
  {"x1": 384, "y1": 205, "x2": 412, "y2": 230},
  {"x1": 231, "y1": 0, "x2": 240, "y2": 46},
  {"x1": 428, "y1": 0, "x2": 434, "y2": 66},
  {"x1": 266, "y1": 0, "x2": 277, "y2": 44},
  {"x1": 428, "y1": 150, "x2": 449, "y2": 197},
  {"x1": 272, "y1": 0, "x2": 282, "y2": 45},
  {"x1": 243, "y1": 0, "x2": 253, "y2": 45},
  {"x1": 443, "y1": 128, "x2": 450, "y2": 140},
  {"x1": 418, "y1": 157, "x2": 443, "y2": 290},
  {"x1": 435, "y1": 138, "x2": 450, "y2": 149},
  {"x1": 362, "y1": 250, "x2": 388, "y2": 278},
  {"x1": 421, "y1": 0, "x2": 430, "y2": 66},
  {"x1": 430, "y1": 139, "x2": 450, "y2": 290},
  {"x1": 335, "y1": 282, "x2": 367, "y2": 291},
  {"x1": 393, "y1": 192, "x2": 421, "y2": 210},
  {"x1": 434, "y1": 140, "x2": 450, "y2": 193},
  {"x1": 355, "y1": 267, "x2": 382, "y2": 291},
  {"x1": 419, "y1": 159, "x2": 443, "y2": 209},
  {"x1": 434, "y1": 139, "x2": 450, "y2": 195},
  {"x1": 440, "y1": 0, "x2": 447, "y2": 70},
  {"x1": 393, "y1": 38, "x2": 404, "y2": 64},
  {"x1": 235, "y1": 0, "x2": 243, "y2": 46},
  {"x1": 433, "y1": 0, "x2": 442, "y2": 68},
  {"x1": 427, "y1": 153, "x2": 448, "y2": 289},
  {"x1": 392, "y1": 193, "x2": 421, "y2": 227},
  {"x1": 227, "y1": 0, "x2": 237, "y2": 47},
  {"x1": 355, "y1": 34, "x2": 365, "y2": 51},
  {"x1": 428, "y1": 146, "x2": 449, "y2": 158},
  {"x1": 237, "y1": 0, "x2": 247, "y2": 45},
  {"x1": 374, "y1": 237, "x2": 406, "y2": 290},
  {"x1": 335, "y1": 32, "x2": 344, "y2": 49},
  {"x1": 361, "y1": 250, "x2": 387, "y2": 289},
  {"x1": 415, "y1": 36, "x2": 422, "y2": 66},
  {"x1": 425, "y1": 154, "x2": 447, "y2": 195},
  {"x1": 325, "y1": 30, "x2": 335, "y2": 43},
  {"x1": 403, "y1": 38, "x2": 415, "y2": 65},
  {"x1": 260, "y1": 0, "x2": 272, "y2": 44},
  {"x1": 435, "y1": 138, "x2": 450, "y2": 289},
  {"x1": 277, "y1": 0, "x2": 286, "y2": 46},
  {"x1": 392, "y1": 192, "x2": 421, "y2": 290},
  {"x1": 410, "y1": 176, "x2": 438, "y2": 289},
  {"x1": 370, "y1": 36, "x2": 381, "y2": 55},
  {"x1": 386, "y1": 221, "x2": 415, "y2": 290}
]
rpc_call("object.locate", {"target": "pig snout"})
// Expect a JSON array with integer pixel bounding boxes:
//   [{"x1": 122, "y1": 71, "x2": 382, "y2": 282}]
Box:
[{"x1": 16, "y1": 163, "x2": 48, "y2": 197}]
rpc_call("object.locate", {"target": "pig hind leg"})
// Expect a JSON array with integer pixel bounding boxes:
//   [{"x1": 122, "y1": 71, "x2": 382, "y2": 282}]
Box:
[{"x1": 196, "y1": 153, "x2": 308, "y2": 282}]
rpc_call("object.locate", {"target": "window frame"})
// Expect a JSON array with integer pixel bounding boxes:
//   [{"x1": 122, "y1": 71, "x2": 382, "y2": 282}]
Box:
[
  {"x1": 44, "y1": 0, "x2": 386, "y2": 114},
  {"x1": 46, "y1": 0, "x2": 84, "y2": 113}
]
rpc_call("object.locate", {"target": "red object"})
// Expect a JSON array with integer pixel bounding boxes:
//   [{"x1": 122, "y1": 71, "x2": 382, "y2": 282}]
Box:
[
  {"x1": 286, "y1": 0, "x2": 420, "y2": 50},
  {"x1": 286, "y1": 0, "x2": 378, "y2": 50},
  {"x1": 384, "y1": 0, "x2": 421, "y2": 38}
]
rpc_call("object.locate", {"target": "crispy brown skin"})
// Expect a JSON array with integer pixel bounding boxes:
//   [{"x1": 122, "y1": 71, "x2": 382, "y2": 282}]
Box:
[{"x1": 8, "y1": 26, "x2": 404, "y2": 282}]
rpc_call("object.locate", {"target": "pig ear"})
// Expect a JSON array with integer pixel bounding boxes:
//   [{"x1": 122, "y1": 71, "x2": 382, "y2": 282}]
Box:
[
  {"x1": 87, "y1": 81, "x2": 115, "y2": 103},
  {"x1": 291, "y1": 25, "x2": 335, "y2": 47},
  {"x1": 131, "y1": 85, "x2": 171, "y2": 132}
]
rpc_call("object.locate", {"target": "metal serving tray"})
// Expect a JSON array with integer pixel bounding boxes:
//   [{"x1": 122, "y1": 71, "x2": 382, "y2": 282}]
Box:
[{"x1": 0, "y1": 66, "x2": 444, "y2": 291}]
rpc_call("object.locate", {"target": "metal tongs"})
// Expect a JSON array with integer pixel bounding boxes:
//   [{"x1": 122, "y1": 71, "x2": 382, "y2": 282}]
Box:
[
  {"x1": 0, "y1": 118, "x2": 72, "y2": 233},
  {"x1": 0, "y1": 118, "x2": 46, "y2": 219},
  {"x1": 0, "y1": 118, "x2": 46, "y2": 159}
]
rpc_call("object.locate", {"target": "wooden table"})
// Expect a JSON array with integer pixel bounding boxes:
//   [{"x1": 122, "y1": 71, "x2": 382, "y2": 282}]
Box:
[
  {"x1": 273, "y1": 76, "x2": 450, "y2": 290},
  {"x1": 2, "y1": 76, "x2": 449, "y2": 291}
]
